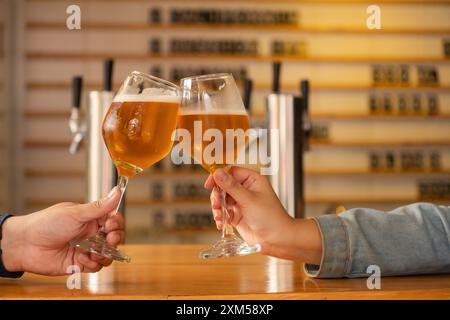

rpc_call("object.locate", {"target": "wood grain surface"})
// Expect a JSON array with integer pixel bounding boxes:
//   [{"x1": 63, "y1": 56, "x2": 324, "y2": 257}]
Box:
[{"x1": 1, "y1": 245, "x2": 449, "y2": 300}]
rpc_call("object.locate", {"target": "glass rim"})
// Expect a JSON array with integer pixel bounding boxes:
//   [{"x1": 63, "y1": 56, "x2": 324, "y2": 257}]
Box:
[
  {"x1": 180, "y1": 73, "x2": 232, "y2": 84},
  {"x1": 130, "y1": 70, "x2": 180, "y2": 91}
]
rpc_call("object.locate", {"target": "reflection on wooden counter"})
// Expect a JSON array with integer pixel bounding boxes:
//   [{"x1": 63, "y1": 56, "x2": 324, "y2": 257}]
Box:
[{"x1": 1, "y1": 245, "x2": 449, "y2": 300}]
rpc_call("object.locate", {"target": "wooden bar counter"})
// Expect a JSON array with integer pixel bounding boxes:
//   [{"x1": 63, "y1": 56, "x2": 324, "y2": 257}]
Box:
[{"x1": 1, "y1": 245, "x2": 449, "y2": 300}]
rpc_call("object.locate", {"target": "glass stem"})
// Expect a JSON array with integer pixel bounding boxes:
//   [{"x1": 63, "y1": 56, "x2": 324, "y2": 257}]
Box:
[
  {"x1": 97, "y1": 175, "x2": 128, "y2": 239},
  {"x1": 218, "y1": 186, "x2": 235, "y2": 240},
  {"x1": 114, "y1": 175, "x2": 128, "y2": 214}
]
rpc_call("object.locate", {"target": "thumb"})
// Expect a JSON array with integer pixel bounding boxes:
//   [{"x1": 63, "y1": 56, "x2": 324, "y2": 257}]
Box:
[
  {"x1": 213, "y1": 169, "x2": 253, "y2": 205},
  {"x1": 75, "y1": 187, "x2": 120, "y2": 222}
]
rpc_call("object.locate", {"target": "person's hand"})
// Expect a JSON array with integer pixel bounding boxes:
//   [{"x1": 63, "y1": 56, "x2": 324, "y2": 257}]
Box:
[
  {"x1": 1, "y1": 187, "x2": 124, "y2": 276},
  {"x1": 205, "y1": 167, "x2": 322, "y2": 263}
]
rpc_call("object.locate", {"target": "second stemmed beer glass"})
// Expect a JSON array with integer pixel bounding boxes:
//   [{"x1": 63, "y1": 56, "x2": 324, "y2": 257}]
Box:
[
  {"x1": 178, "y1": 73, "x2": 261, "y2": 259},
  {"x1": 71, "y1": 71, "x2": 180, "y2": 262}
]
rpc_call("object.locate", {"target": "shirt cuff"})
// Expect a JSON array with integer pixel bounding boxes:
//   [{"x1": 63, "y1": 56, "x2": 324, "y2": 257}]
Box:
[
  {"x1": 0, "y1": 214, "x2": 24, "y2": 278},
  {"x1": 304, "y1": 214, "x2": 350, "y2": 278}
]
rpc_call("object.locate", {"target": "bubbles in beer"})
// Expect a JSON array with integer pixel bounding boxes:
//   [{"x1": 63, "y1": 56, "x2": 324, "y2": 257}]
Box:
[
  {"x1": 177, "y1": 111, "x2": 250, "y2": 173},
  {"x1": 127, "y1": 117, "x2": 140, "y2": 139},
  {"x1": 103, "y1": 96, "x2": 180, "y2": 177}
]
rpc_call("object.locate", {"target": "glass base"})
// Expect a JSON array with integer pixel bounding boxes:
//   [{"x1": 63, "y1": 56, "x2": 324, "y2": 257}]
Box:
[
  {"x1": 200, "y1": 235, "x2": 261, "y2": 259},
  {"x1": 70, "y1": 233, "x2": 131, "y2": 263}
]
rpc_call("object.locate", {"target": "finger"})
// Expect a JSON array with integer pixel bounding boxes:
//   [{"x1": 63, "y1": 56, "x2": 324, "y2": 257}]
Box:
[
  {"x1": 224, "y1": 207, "x2": 235, "y2": 224},
  {"x1": 204, "y1": 175, "x2": 216, "y2": 189},
  {"x1": 77, "y1": 252, "x2": 102, "y2": 273},
  {"x1": 83, "y1": 265, "x2": 103, "y2": 273},
  {"x1": 90, "y1": 253, "x2": 113, "y2": 267},
  {"x1": 211, "y1": 191, "x2": 236, "y2": 209},
  {"x1": 210, "y1": 190, "x2": 222, "y2": 210},
  {"x1": 226, "y1": 194, "x2": 236, "y2": 206},
  {"x1": 212, "y1": 169, "x2": 254, "y2": 205},
  {"x1": 211, "y1": 190, "x2": 235, "y2": 215},
  {"x1": 106, "y1": 230, "x2": 124, "y2": 246},
  {"x1": 216, "y1": 221, "x2": 223, "y2": 230},
  {"x1": 228, "y1": 166, "x2": 263, "y2": 188},
  {"x1": 74, "y1": 187, "x2": 120, "y2": 223},
  {"x1": 104, "y1": 214, "x2": 125, "y2": 233},
  {"x1": 97, "y1": 210, "x2": 122, "y2": 227},
  {"x1": 213, "y1": 208, "x2": 223, "y2": 222}
]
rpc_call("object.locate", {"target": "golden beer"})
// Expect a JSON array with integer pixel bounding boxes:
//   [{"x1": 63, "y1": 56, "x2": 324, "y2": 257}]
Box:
[
  {"x1": 177, "y1": 112, "x2": 250, "y2": 173},
  {"x1": 103, "y1": 98, "x2": 180, "y2": 177}
]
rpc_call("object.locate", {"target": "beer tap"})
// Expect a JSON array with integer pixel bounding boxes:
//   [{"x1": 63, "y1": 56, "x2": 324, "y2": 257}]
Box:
[
  {"x1": 69, "y1": 76, "x2": 86, "y2": 155},
  {"x1": 86, "y1": 58, "x2": 117, "y2": 204},
  {"x1": 67, "y1": 59, "x2": 117, "y2": 205},
  {"x1": 267, "y1": 60, "x2": 306, "y2": 218}
]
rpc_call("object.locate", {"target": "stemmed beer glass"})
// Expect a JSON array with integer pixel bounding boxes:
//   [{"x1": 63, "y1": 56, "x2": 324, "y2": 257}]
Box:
[
  {"x1": 71, "y1": 71, "x2": 180, "y2": 262},
  {"x1": 178, "y1": 73, "x2": 261, "y2": 259}
]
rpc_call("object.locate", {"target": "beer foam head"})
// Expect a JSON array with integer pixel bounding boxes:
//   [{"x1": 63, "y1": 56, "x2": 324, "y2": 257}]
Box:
[
  {"x1": 179, "y1": 109, "x2": 248, "y2": 116},
  {"x1": 114, "y1": 88, "x2": 180, "y2": 103}
]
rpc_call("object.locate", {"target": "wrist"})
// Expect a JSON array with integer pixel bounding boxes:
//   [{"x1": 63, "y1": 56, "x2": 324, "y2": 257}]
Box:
[
  {"x1": 290, "y1": 219, "x2": 323, "y2": 264},
  {"x1": 263, "y1": 218, "x2": 322, "y2": 263},
  {"x1": 259, "y1": 215, "x2": 299, "y2": 259},
  {"x1": 1, "y1": 216, "x2": 26, "y2": 272}
]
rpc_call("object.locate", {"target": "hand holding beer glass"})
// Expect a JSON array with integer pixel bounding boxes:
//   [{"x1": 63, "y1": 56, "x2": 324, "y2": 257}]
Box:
[
  {"x1": 178, "y1": 73, "x2": 261, "y2": 258},
  {"x1": 71, "y1": 71, "x2": 180, "y2": 262}
]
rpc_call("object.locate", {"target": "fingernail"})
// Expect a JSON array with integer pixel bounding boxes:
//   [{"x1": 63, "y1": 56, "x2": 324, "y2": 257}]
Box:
[
  {"x1": 215, "y1": 169, "x2": 228, "y2": 182},
  {"x1": 107, "y1": 187, "x2": 117, "y2": 199}
]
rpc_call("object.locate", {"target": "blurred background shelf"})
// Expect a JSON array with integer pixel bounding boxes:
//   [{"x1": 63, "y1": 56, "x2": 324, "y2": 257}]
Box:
[
  {"x1": 255, "y1": 84, "x2": 450, "y2": 92},
  {"x1": 25, "y1": 169, "x2": 450, "y2": 178},
  {"x1": 25, "y1": 197, "x2": 450, "y2": 208},
  {"x1": 23, "y1": 110, "x2": 450, "y2": 120},
  {"x1": 23, "y1": 139, "x2": 450, "y2": 149},
  {"x1": 26, "y1": 52, "x2": 450, "y2": 63},
  {"x1": 311, "y1": 140, "x2": 450, "y2": 147},
  {"x1": 25, "y1": 81, "x2": 450, "y2": 92},
  {"x1": 25, "y1": 0, "x2": 450, "y2": 4},
  {"x1": 26, "y1": 22, "x2": 450, "y2": 35}
]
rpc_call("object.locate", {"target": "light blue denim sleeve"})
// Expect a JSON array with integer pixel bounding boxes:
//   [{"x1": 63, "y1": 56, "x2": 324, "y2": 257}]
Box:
[{"x1": 304, "y1": 202, "x2": 450, "y2": 278}]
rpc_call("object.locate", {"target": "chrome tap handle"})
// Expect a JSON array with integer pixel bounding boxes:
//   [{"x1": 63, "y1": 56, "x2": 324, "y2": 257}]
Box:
[
  {"x1": 103, "y1": 59, "x2": 114, "y2": 92},
  {"x1": 72, "y1": 76, "x2": 83, "y2": 111},
  {"x1": 243, "y1": 78, "x2": 253, "y2": 112},
  {"x1": 69, "y1": 132, "x2": 84, "y2": 155},
  {"x1": 272, "y1": 61, "x2": 281, "y2": 94},
  {"x1": 300, "y1": 79, "x2": 311, "y2": 150}
]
